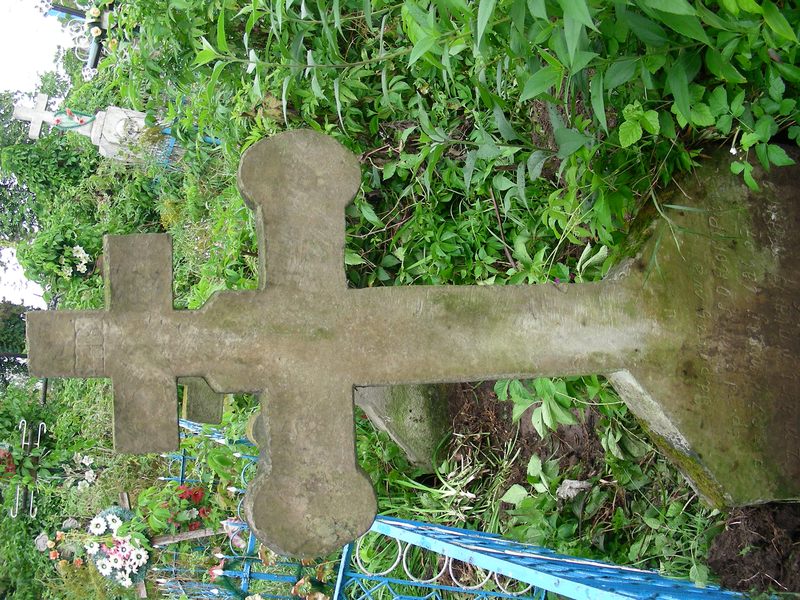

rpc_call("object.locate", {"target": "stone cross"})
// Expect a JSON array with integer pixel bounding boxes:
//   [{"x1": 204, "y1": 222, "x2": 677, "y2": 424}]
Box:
[
  {"x1": 13, "y1": 94, "x2": 53, "y2": 139},
  {"x1": 27, "y1": 131, "x2": 800, "y2": 558}
]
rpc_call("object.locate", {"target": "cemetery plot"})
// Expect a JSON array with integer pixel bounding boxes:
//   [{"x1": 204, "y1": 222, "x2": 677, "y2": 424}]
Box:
[{"x1": 27, "y1": 130, "x2": 800, "y2": 558}]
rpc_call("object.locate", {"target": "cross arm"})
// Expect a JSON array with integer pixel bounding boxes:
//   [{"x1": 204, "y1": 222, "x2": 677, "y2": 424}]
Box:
[
  {"x1": 243, "y1": 375, "x2": 376, "y2": 558},
  {"x1": 237, "y1": 130, "x2": 361, "y2": 292}
]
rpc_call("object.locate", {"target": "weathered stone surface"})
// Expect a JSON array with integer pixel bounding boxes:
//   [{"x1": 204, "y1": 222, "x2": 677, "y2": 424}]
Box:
[
  {"x1": 26, "y1": 131, "x2": 800, "y2": 558},
  {"x1": 188, "y1": 379, "x2": 449, "y2": 471},
  {"x1": 355, "y1": 384, "x2": 450, "y2": 471},
  {"x1": 180, "y1": 377, "x2": 223, "y2": 424},
  {"x1": 608, "y1": 149, "x2": 800, "y2": 506}
]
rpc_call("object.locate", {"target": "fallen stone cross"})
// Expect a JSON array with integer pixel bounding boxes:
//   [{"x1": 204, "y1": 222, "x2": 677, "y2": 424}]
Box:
[{"x1": 27, "y1": 130, "x2": 800, "y2": 557}]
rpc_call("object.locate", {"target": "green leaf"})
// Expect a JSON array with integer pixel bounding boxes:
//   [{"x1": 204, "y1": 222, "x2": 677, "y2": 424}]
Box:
[
  {"x1": 769, "y1": 73, "x2": 786, "y2": 102},
  {"x1": 644, "y1": 515, "x2": 663, "y2": 529},
  {"x1": 690, "y1": 564, "x2": 709, "y2": 586},
  {"x1": 640, "y1": 110, "x2": 660, "y2": 135},
  {"x1": 708, "y1": 86, "x2": 728, "y2": 116},
  {"x1": 690, "y1": 103, "x2": 715, "y2": 127},
  {"x1": 666, "y1": 62, "x2": 691, "y2": 121},
  {"x1": 501, "y1": 483, "x2": 529, "y2": 505},
  {"x1": 555, "y1": 128, "x2": 592, "y2": 158},
  {"x1": 564, "y1": 17, "x2": 582, "y2": 66},
  {"x1": 344, "y1": 250, "x2": 366, "y2": 265},
  {"x1": 476, "y1": 0, "x2": 498, "y2": 47},
  {"x1": 463, "y1": 150, "x2": 478, "y2": 191},
  {"x1": 720, "y1": 0, "x2": 739, "y2": 14},
  {"x1": 652, "y1": 11, "x2": 710, "y2": 44},
  {"x1": 767, "y1": 145, "x2": 796, "y2": 167},
  {"x1": 623, "y1": 101, "x2": 644, "y2": 122},
  {"x1": 605, "y1": 58, "x2": 637, "y2": 91},
  {"x1": 730, "y1": 89, "x2": 745, "y2": 117},
  {"x1": 359, "y1": 202, "x2": 385, "y2": 227},
  {"x1": 737, "y1": 0, "x2": 762, "y2": 13},
  {"x1": 619, "y1": 120, "x2": 643, "y2": 147},
  {"x1": 776, "y1": 62, "x2": 800, "y2": 83},
  {"x1": 590, "y1": 71, "x2": 607, "y2": 133},
  {"x1": 557, "y1": 0, "x2": 597, "y2": 31},
  {"x1": 705, "y1": 48, "x2": 747, "y2": 83},
  {"x1": 716, "y1": 114, "x2": 733, "y2": 134},
  {"x1": 194, "y1": 48, "x2": 220, "y2": 66},
  {"x1": 763, "y1": 0, "x2": 798, "y2": 42},
  {"x1": 409, "y1": 35, "x2": 436, "y2": 66},
  {"x1": 216, "y1": 10, "x2": 229, "y2": 53},
  {"x1": 493, "y1": 104, "x2": 519, "y2": 141},
  {"x1": 527, "y1": 0, "x2": 547, "y2": 19},
  {"x1": 527, "y1": 150, "x2": 548, "y2": 181},
  {"x1": 527, "y1": 454, "x2": 543, "y2": 477},
  {"x1": 521, "y1": 66, "x2": 561, "y2": 101},
  {"x1": 641, "y1": 0, "x2": 695, "y2": 15}
]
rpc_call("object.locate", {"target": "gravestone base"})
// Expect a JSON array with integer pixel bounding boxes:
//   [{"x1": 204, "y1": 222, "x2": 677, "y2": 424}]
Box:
[
  {"x1": 609, "y1": 148, "x2": 800, "y2": 507},
  {"x1": 355, "y1": 384, "x2": 451, "y2": 471}
]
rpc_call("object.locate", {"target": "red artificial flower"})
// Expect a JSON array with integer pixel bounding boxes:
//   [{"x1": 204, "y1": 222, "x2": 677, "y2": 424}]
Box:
[
  {"x1": 177, "y1": 485, "x2": 193, "y2": 500},
  {"x1": 191, "y1": 488, "x2": 205, "y2": 504},
  {"x1": 65, "y1": 108, "x2": 74, "y2": 117},
  {"x1": 54, "y1": 118, "x2": 61, "y2": 125},
  {"x1": 74, "y1": 558, "x2": 83, "y2": 567},
  {"x1": 49, "y1": 550, "x2": 59, "y2": 560},
  {"x1": 78, "y1": 118, "x2": 85, "y2": 125},
  {"x1": 188, "y1": 521, "x2": 201, "y2": 531},
  {"x1": 198, "y1": 506, "x2": 210, "y2": 519}
]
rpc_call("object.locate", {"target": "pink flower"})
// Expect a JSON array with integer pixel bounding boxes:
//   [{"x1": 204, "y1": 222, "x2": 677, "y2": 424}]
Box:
[
  {"x1": 209, "y1": 559, "x2": 225, "y2": 582},
  {"x1": 54, "y1": 118, "x2": 61, "y2": 125}
]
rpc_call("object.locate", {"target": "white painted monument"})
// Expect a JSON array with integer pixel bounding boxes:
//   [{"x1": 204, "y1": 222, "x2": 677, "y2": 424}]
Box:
[{"x1": 13, "y1": 94, "x2": 160, "y2": 163}]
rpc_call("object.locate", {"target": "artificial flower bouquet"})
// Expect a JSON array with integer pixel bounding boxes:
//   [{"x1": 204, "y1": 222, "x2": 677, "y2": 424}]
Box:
[{"x1": 84, "y1": 507, "x2": 151, "y2": 589}]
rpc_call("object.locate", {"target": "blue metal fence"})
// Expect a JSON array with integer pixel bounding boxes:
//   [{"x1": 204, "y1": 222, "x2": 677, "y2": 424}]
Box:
[{"x1": 154, "y1": 420, "x2": 743, "y2": 600}]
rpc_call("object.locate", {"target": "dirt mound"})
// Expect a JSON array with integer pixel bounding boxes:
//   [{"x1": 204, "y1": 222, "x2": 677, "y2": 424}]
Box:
[{"x1": 708, "y1": 503, "x2": 800, "y2": 594}]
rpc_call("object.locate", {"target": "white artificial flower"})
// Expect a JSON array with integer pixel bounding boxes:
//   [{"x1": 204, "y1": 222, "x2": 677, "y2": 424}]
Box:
[
  {"x1": 84, "y1": 469, "x2": 97, "y2": 483},
  {"x1": 81, "y1": 67, "x2": 98, "y2": 82},
  {"x1": 88, "y1": 516, "x2": 107, "y2": 535},
  {"x1": 80, "y1": 455, "x2": 94, "y2": 466},
  {"x1": 96, "y1": 558, "x2": 112, "y2": 576},
  {"x1": 730, "y1": 146, "x2": 738, "y2": 155},
  {"x1": 77, "y1": 263, "x2": 87, "y2": 273},
  {"x1": 90, "y1": 26, "x2": 102, "y2": 37},
  {"x1": 84, "y1": 541, "x2": 99, "y2": 556},
  {"x1": 186, "y1": 508, "x2": 198, "y2": 519},
  {"x1": 77, "y1": 480, "x2": 89, "y2": 491},
  {"x1": 116, "y1": 572, "x2": 132, "y2": 588},
  {"x1": 88, "y1": 6, "x2": 101, "y2": 17},
  {"x1": 130, "y1": 548, "x2": 148, "y2": 566},
  {"x1": 60, "y1": 264, "x2": 73, "y2": 278},
  {"x1": 106, "y1": 514, "x2": 121, "y2": 532},
  {"x1": 109, "y1": 554, "x2": 122, "y2": 569}
]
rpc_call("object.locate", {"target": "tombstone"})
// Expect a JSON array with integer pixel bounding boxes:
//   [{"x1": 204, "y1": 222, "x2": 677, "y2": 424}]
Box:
[
  {"x1": 12, "y1": 95, "x2": 171, "y2": 163},
  {"x1": 26, "y1": 130, "x2": 800, "y2": 558}
]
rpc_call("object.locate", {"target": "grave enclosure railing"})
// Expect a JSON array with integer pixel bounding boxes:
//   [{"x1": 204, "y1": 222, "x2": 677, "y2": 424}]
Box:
[{"x1": 152, "y1": 420, "x2": 743, "y2": 600}]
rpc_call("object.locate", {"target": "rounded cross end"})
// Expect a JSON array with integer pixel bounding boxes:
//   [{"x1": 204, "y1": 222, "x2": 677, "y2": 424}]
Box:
[
  {"x1": 243, "y1": 465, "x2": 377, "y2": 558},
  {"x1": 237, "y1": 129, "x2": 361, "y2": 213}
]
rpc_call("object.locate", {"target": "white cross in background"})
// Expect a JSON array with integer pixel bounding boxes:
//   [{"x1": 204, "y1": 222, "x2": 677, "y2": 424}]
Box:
[{"x1": 12, "y1": 94, "x2": 53, "y2": 139}]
